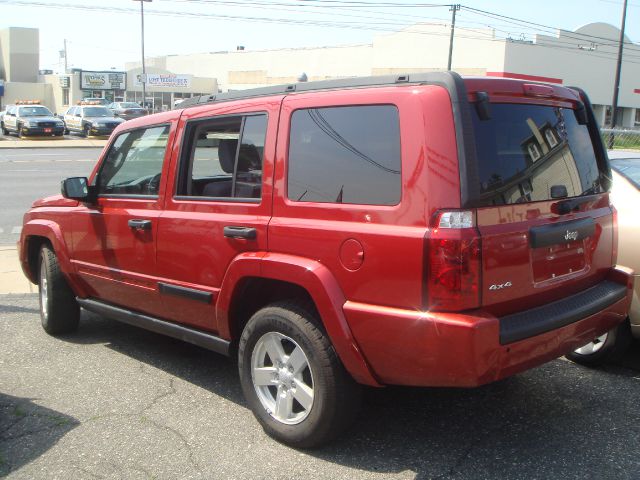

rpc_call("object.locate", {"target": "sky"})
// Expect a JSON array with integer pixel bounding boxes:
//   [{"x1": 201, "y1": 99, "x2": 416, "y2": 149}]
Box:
[{"x1": 0, "y1": 0, "x2": 638, "y2": 73}]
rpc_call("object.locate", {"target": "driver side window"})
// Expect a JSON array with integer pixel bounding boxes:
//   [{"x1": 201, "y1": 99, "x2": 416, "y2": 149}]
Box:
[{"x1": 97, "y1": 125, "x2": 170, "y2": 197}]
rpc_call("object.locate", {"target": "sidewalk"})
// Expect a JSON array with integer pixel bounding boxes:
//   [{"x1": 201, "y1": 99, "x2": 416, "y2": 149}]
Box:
[
  {"x1": 0, "y1": 138, "x2": 108, "y2": 149},
  {"x1": 0, "y1": 246, "x2": 35, "y2": 294}
]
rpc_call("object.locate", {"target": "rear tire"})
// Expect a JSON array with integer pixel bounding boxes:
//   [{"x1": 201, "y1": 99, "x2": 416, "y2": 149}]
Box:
[
  {"x1": 38, "y1": 245, "x2": 80, "y2": 335},
  {"x1": 565, "y1": 320, "x2": 632, "y2": 366},
  {"x1": 238, "y1": 301, "x2": 361, "y2": 448}
]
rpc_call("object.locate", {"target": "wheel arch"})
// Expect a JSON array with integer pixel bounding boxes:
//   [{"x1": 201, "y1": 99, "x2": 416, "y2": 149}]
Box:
[
  {"x1": 217, "y1": 252, "x2": 381, "y2": 387},
  {"x1": 21, "y1": 220, "x2": 87, "y2": 296}
]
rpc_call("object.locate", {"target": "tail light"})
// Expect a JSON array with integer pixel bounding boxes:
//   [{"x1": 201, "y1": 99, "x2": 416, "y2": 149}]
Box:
[
  {"x1": 425, "y1": 210, "x2": 481, "y2": 311},
  {"x1": 611, "y1": 204, "x2": 618, "y2": 266}
]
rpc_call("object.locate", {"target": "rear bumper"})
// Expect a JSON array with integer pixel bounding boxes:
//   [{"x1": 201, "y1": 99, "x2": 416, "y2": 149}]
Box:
[{"x1": 345, "y1": 266, "x2": 634, "y2": 387}]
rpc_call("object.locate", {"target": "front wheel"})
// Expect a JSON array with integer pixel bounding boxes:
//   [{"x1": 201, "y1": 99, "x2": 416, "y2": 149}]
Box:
[
  {"x1": 82, "y1": 124, "x2": 90, "y2": 137},
  {"x1": 238, "y1": 301, "x2": 361, "y2": 448},
  {"x1": 1, "y1": 122, "x2": 7, "y2": 135},
  {"x1": 565, "y1": 320, "x2": 632, "y2": 367},
  {"x1": 38, "y1": 245, "x2": 80, "y2": 335}
]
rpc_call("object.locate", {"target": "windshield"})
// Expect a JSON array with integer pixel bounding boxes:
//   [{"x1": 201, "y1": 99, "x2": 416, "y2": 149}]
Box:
[
  {"x1": 19, "y1": 106, "x2": 52, "y2": 117},
  {"x1": 469, "y1": 103, "x2": 604, "y2": 206},
  {"x1": 611, "y1": 158, "x2": 640, "y2": 190},
  {"x1": 83, "y1": 107, "x2": 112, "y2": 117},
  {"x1": 120, "y1": 102, "x2": 141, "y2": 108}
]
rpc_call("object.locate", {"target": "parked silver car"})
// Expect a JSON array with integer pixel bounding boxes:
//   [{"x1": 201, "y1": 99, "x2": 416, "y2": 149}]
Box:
[{"x1": 107, "y1": 101, "x2": 148, "y2": 121}]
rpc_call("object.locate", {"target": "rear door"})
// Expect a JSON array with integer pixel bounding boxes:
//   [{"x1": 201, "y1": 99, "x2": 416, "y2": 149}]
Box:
[
  {"x1": 155, "y1": 97, "x2": 281, "y2": 332},
  {"x1": 463, "y1": 84, "x2": 613, "y2": 316}
]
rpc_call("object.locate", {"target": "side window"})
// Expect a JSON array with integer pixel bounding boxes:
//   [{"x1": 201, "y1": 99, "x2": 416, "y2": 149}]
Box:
[
  {"x1": 287, "y1": 105, "x2": 401, "y2": 205},
  {"x1": 97, "y1": 125, "x2": 170, "y2": 196},
  {"x1": 178, "y1": 113, "x2": 267, "y2": 199}
]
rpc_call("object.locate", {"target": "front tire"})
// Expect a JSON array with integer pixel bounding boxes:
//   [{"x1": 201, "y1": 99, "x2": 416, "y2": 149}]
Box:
[
  {"x1": 1, "y1": 122, "x2": 7, "y2": 135},
  {"x1": 38, "y1": 245, "x2": 80, "y2": 335},
  {"x1": 238, "y1": 301, "x2": 361, "y2": 448},
  {"x1": 82, "y1": 124, "x2": 90, "y2": 137},
  {"x1": 565, "y1": 320, "x2": 632, "y2": 366}
]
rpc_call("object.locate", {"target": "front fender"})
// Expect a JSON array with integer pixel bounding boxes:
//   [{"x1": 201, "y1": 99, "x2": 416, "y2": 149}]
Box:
[
  {"x1": 20, "y1": 220, "x2": 87, "y2": 296},
  {"x1": 216, "y1": 252, "x2": 381, "y2": 387}
]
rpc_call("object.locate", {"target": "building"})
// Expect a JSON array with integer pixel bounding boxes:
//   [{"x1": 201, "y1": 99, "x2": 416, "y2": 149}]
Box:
[
  {"x1": 127, "y1": 22, "x2": 640, "y2": 129},
  {"x1": 0, "y1": 27, "x2": 218, "y2": 114}
]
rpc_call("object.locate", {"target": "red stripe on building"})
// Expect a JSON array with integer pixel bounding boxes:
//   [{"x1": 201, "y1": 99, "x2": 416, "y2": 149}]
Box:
[
  {"x1": 486, "y1": 71, "x2": 563, "y2": 84},
  {"x1": 634, "y1": 89, "x2": 640, "y2": 94}
]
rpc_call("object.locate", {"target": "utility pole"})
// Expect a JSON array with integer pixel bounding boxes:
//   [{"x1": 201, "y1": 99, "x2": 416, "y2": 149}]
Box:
[
  {"x1": 447, "y1": 4, "x2": 460, "y2": 71},
  {"x1": 608, "y1": 0, "x2": 627, "y2": 148},
  {"x1": 63, "y1": 39, "x2": 68, "y2": 73},
  {"x1": 133, "y1": 0, "x2": 152, "y2": 109}
]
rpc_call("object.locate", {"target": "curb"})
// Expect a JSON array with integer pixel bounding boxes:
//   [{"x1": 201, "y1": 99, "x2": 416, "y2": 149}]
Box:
[{"x1": 0, "y1": 139, "x2": 108, "y2": 149}]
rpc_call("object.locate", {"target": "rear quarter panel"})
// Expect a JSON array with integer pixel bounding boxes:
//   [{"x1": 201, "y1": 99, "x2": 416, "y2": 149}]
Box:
[{"x1": 270, "y1": 85, "x2": 460, "y2": 310}]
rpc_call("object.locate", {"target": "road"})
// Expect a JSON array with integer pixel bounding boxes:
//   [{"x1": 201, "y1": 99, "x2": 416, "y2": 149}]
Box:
[
  {"x1": 1, "y1": 294, "x2": 640, "y2": 479},
  {"x1": 0, "y1": 148, "x2": 101, "y2": 245}
]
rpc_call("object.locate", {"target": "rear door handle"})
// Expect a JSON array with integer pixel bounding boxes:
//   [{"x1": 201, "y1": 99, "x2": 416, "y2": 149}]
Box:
[
  {"x1": 223, "y1": 226, "x2": 257, "y2": 240},
  {"x1": 128, "y1": 219, "x2": 152, "y2": 230}
]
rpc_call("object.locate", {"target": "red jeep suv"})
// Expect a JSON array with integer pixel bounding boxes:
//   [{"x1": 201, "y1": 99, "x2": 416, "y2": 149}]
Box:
[{"x1": 19, "y1": 73, "x2": 633, "y2": 448}]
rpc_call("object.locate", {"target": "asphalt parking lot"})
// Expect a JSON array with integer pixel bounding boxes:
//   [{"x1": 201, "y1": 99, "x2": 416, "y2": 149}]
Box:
[{"x1": 1, "y1": 293, "x2": 640, "y2": 479}]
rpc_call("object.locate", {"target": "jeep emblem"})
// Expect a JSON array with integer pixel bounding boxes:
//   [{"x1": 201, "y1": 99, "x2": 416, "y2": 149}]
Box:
[{"x1": 565, "y1": 230, "x2": 578, "y2": 241}]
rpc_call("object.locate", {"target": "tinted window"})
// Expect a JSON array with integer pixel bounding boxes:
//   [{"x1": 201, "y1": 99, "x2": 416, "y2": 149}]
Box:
[
  {"x1": 470, "y1": 104, "x2": 604, "y2": 206},
  {"x1": 611, "y1": 158, "x2": 640, "y2": 190},
  {"x1": 97, "y1": 125, "x2": 170, "y2": 196},
  {"x1": 288, "y1": 105, "x2": 401, "y2": 205},
  {"x1": 178, "y1": 114, "x2": 267, "y2": 199}
]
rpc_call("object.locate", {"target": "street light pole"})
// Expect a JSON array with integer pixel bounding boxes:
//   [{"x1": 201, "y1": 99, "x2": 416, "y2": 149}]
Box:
[{"x1": 134, "y1": 0, "x2": 152, "y2": 109}]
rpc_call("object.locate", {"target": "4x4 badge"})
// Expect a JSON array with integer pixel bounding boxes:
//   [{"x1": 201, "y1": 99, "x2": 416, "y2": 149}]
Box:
[{"x1": 489, "y1": 281, "x2": 512, "y2": 290}]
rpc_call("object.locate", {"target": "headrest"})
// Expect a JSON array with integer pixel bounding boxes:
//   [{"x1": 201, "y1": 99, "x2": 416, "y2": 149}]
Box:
[
  {"x1": 237, "y1": 143, "x2": 262, "y2": 172},
  {"x1": 217, "y1": 139, "x2": 238, "y2": 174}
]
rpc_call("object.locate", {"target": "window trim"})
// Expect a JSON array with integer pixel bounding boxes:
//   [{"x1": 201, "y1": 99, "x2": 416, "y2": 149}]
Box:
[
  {"x1": 175, "y1": 111, "x2": 268, "y2": 202},
  {"x1": 285, "y1": 103, "x2": 402, "y2": 207},
  {"x1": 95, "y1": 122, "x2": 171, "y2": 199}
]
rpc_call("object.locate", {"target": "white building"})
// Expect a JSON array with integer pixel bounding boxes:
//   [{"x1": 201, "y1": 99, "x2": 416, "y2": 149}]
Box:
[
  {"x1": 0, "y1": 27, "x2": 217, "y2": 115},
  {"x1": 128, "y1": 22, "x2": 640, "y2": 128}
]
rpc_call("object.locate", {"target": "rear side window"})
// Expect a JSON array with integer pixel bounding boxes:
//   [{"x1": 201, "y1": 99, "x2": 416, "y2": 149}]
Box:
[
  {"x1": 287, "y1": 105, "x2": 401, "y2": 205},
  {"x1": 177, "y1": 114, "x2": 267, "y2": 200},
  {"x1": 470, "y1": 104, "x2": 604, "y2": 206}
]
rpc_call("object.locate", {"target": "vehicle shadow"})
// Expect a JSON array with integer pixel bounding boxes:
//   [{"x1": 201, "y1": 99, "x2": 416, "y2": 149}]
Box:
[
  {"x1": 0, "y1": 393, "x2": 80, "y2": 476},
  {"x1": 61, "y1": 311, "x2": 640, "y2": 479}
]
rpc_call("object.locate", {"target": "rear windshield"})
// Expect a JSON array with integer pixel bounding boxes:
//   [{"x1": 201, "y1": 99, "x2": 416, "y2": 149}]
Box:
[{"x1": 469, "y1": 103, "x2": 604, "y2": 206}]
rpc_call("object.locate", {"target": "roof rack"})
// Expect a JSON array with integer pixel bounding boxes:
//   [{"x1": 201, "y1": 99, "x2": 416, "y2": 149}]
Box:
[{"x1": 177, "y1": 72, "x2": 458, "y2": 110}]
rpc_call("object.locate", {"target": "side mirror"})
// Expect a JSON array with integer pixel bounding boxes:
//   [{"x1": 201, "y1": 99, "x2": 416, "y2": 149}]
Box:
[
  {"x1": 550, "y1": 184, "x2": 568, "y2": 199},
  {"x1": 61, "y1": 177, "x2": 95, "y2": 203}
]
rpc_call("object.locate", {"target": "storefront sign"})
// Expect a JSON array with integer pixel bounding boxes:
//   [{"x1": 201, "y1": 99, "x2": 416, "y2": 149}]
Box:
[
  {"x1": 59, "y1": 76, "x2": 70, "y2": 88},
  {"x1": 80, "y1": 71, "x2": 127, "y2": 90},
  {"x1": 134, "y1": 73, "x2": 192, "y2": 88}
]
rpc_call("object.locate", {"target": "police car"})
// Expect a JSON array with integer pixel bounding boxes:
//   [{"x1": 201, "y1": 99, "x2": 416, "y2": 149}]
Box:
[
  {"x1": 63, "y1": 101, "x2": 124, "y2": 137},
  {"x1": 1, "y1": 101, "x2": 65, "y2": 138}
]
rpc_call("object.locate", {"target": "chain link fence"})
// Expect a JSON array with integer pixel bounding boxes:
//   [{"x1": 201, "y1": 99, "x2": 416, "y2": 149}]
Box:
[{"x1": 600, "y1": 128, "x2": 640, "y2": 151}]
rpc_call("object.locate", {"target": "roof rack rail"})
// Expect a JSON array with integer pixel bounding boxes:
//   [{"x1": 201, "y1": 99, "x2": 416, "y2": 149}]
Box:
[{"x1": 176, "y1": 72, "x2": 458, "y2": 110}]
